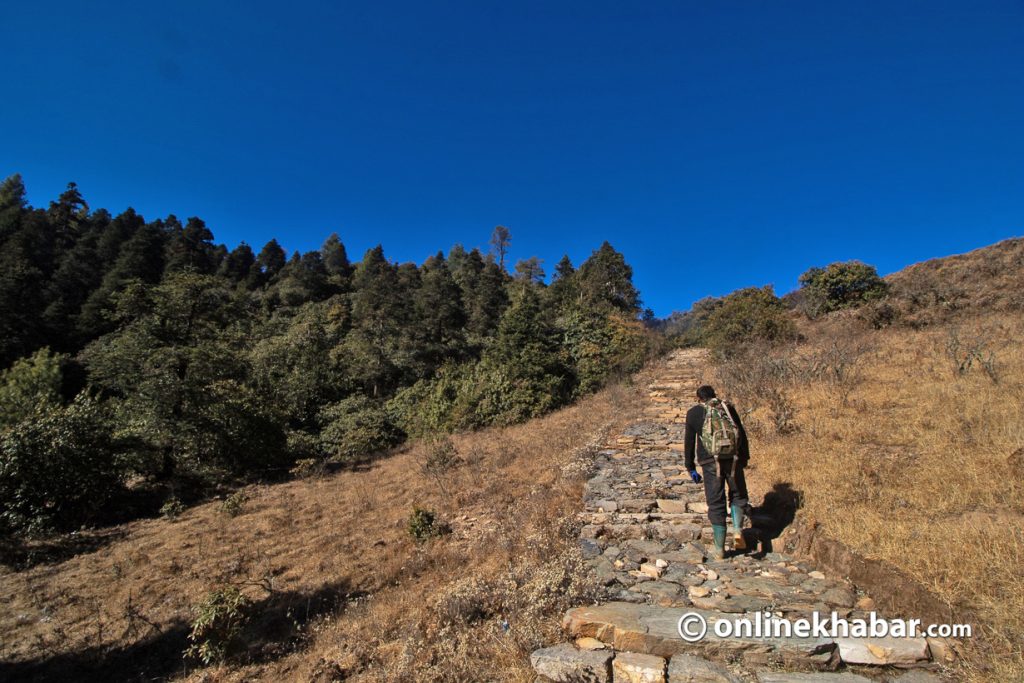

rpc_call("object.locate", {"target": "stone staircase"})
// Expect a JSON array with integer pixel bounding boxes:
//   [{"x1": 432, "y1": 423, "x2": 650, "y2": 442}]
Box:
[{"x1": 530, "y1": 349, "x2": 951, "y2": 683}]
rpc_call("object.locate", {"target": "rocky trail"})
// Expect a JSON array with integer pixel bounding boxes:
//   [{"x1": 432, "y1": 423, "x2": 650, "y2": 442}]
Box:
[{"x1": 530, "y1": 349, "x2": 951, "y2": 683}]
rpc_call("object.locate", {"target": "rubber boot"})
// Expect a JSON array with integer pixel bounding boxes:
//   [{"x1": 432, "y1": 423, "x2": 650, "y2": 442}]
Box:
[
  {"x1": 710, "y1": 524, "x2": 727, "y2": 560},
  {"x1": 731, "y1": 505, "x2": 747, "y2": 551}
]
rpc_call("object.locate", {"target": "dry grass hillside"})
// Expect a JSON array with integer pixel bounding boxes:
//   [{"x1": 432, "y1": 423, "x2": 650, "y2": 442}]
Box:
[
  {"x1": 0, "y1": 377, "x2": 645, "y2": 681},
  {"x1": 884, "y1": 236, "x2": 1024, "y2": 326},
  {"x1": 3, "y1": 237, "x2": 1021, "y2": 683},
  {"x1": 711, "y1": 237, "x2": 1024, "y2": 682}
]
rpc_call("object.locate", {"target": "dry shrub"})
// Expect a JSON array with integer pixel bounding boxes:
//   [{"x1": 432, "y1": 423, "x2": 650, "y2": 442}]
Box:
[
  {"x1": 715, "y1": 343, "x2": 799, "y2": 434},
  {"x1": 944, "y1": 325, "x2": 1000, "y2": 383}
]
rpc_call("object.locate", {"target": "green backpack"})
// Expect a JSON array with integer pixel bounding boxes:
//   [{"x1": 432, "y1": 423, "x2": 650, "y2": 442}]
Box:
[{"x1": 699, "y1": 398, "x2": 740, "y2": 459}]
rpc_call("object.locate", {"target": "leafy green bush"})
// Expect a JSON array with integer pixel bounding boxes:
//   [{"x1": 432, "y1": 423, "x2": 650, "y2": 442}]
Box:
[
  {"x1": 702, "y1": 286, "x2": 797, "y2": 358},
  {"x1": 407, "y1": 507, "x2": 450, "y2": 543},
  {"x1": 0, "y1": 394, "x2": 120, "y2": 536},
  {"x1": 220, "y1": 491, "x2": 248, "y2": 517},
  {"x1": 386, "y1": 364, "x2": 465, "y2": 438},
  {"x1": 562, "y1": 311, "x2": 650, "y2": 396},
  {"x1": 663, "y1": 297, "x2": 723, "y2": 347},
  {"x1": 186, "y1": 586, "x2": 252, "y2": 664},
  {"x1": 798, "y1": 261, "x2": 888, "y2": 316},
  {"x1": 451, "y1": 360, "x2": 569, "y2": 428},
  {"x1": 0, "y1": 348, "x2": 65, "y2": 430},
  {"x1": 160, "y1": 497, "x2": 185, "y2": 520},
  {"x1": 289, "y1": 458, "x2": 325, "y2": 479},
  {"x1": 318, "y1": 395, "x2": 403, "y2": 461}
]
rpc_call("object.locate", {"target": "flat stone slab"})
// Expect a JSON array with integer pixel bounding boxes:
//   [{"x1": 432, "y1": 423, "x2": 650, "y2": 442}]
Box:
[
  {"x1": 562, "y1": 602, "x2": 835, "y2": 664},
  {"x1": 531, "y1": 642, "x2": 613, "y2": 682},
  {"x1": 835, "y1": 635, "x2": 930, "y2": 665},
  {"x1": 657, "y1": 499, "x2": 689, "y2": 514},
  {"x1": 889, "y1": 671, "x2": 946, "y2": 682},
  {"x1": 666, "y1": 652, "x2": 741, "y2": 682},
  {"x1": 612, "y1": 651, "x2": 666, "y2": 683},
  {"x1": 757, "y1": 673, "x2": 872, "y2": 682},
  {"x1": 619, "y1": 499, "x2": 658, "y2": 512}
]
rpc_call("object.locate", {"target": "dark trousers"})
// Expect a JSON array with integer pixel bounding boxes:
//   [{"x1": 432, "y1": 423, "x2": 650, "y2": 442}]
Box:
[{"x1": 700, "y1": 459, "x2": 749, "y2": 527}]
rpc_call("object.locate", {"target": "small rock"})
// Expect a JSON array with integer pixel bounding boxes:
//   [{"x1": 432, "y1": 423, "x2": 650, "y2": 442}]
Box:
[
  {"x1": 628, "y1": 570, "x2": 654, "y2": 583},
  {"x1": 637, "y1": 581, "x2": 683, "y2": 606},
  {"x1": 688, "y1": 585, "x2": 712, "y2": 598},
  {"x1": 926, "y1": 635, "x2": 957, "y2": 664},
  {"x1": 705, "y1": 569, "x2": 719, "y2": 581},
  {"x1": 581, "y1": 539, "x2": 603, "y2": 559},
  {"x1": 854, "y1": 596, "x2": 875, "y2": 611},
  {"x1": 640, "y1": 562, "x2": 664, "y2": 579},
  {"x1": 690, "y1": 594, "x2": 726, "y2": 610},
  {"x1": 655, "y1": 558, "x2": 669, "y2": 568},
  {"x1": 657, "y1": 499, "x2": 688, "y2": 514},
  {"x1": 589, "y1": 557, "x2": 619, "y2": 586},
  {"x1": 576, "y1": 637, "x2": 607, "y2": 650},
  {"x1": 821, "y1": 587, "x2": 856, "y2": 608},
  {"x1": 531, "y1": 643, "x2": 613, "y2": 682},
  {"x1": 616, "y1": 590, "x2": 648, "y2": 604},
  {"x1": 836, "y1": 636, "x2": 929, "y2": 665},
  {"x1": 612, "y1": 651, "x2": 666, "y2": 683},
  {"x1": 808, "y1": 570, "x2": 826, "y2": 580}
]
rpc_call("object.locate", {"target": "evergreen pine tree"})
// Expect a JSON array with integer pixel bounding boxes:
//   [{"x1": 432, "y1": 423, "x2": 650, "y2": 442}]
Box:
[
  {"x1": 256, "y1": 239, "x2": 287, "y2": 284},
  {"x1": 77, "y1": 221, "x2": 166, "y2": 340},
  {"x1": 414, "y1": 252, "x2": 467, "y2": 373},
  {"x1": 0, "y1": 174, "x2": 27, "y2": 245},
  {"x1": 218, "y1": 242, "x2": 256, "y2": 284},
  {"x1": 164, "y1": 216, "x2": 217, "y2": 274},
  {"x1": 320, "y1": 233, "x2": 352, "y2": 284},
  {"x1": 345, "y1": 246, "x2": 407, "y2": 397},
  {"x1": 547, "y1": 254, "x2": 579, "y2": 310},
  {"x1": 577, "y1": 241, "x2": 641, "y2": 314},
  {"x1": 465, "y1": 259, "x2": 509, "y2": 343}
]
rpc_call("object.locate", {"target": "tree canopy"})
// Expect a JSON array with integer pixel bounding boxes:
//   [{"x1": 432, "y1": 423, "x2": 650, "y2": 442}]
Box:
[{"x1": 0, "y1": 175, "x2": 656, "y2": 536}]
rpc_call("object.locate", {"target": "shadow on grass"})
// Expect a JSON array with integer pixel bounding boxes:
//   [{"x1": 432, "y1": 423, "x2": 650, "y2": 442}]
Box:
[
  {"x1": 747, "y1": 481, "x2": 802, "y2": 555},
  {"x1": 0, "y1": 528, "x2": 131, "y2": 571},
  {"x1": 0, "y1": 580, "x2": 360, "y2": 682}
]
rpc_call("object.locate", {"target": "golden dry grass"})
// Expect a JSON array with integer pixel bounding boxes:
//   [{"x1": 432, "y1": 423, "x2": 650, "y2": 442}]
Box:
[
  {"x1": 0, "y1": 372, "x2": 646, "y2": 682},
  {"x1": 714, "y1": 311, "x2": 1024, "y2": 682}
]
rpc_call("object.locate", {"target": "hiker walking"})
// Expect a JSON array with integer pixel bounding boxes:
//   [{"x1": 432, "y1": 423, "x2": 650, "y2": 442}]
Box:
[{"x1": 684, "y1": 385, "x2": 750, "y2": 560}]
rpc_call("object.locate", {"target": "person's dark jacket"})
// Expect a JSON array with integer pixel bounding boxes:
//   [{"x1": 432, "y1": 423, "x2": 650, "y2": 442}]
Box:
[{"x1": 684, "y1": 401, "x2": 749, "y2": 471}]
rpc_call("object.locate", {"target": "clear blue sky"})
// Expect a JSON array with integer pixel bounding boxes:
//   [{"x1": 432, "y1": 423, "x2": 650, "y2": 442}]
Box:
[{"x1": 3, "y1": 1, "x2": 1023, "y2": 316}]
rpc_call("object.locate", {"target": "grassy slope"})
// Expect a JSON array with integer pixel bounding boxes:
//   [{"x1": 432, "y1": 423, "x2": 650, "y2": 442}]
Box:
[
  {"x1": 0, "y1": 375, "x2": 643, "y2": 682},
  {"x1": 3, "y1": 238, "x2": 1021, "y2": 682},
  {"x1": 714, "y1": 237, "x2": 1024, "y2": 681}
]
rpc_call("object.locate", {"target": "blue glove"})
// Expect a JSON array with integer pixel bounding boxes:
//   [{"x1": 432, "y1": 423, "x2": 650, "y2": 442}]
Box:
[{"x1": 689, "y1": 470, "x2": 702, "y2": 484}]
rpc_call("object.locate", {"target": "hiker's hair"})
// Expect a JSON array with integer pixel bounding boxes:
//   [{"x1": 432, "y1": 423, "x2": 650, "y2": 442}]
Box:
[{"x1": 696, "y1": 385, "x2": 717, "y2": 401}]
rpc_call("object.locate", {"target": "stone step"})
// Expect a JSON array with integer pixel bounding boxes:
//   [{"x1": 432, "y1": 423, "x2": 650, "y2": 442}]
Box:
[
  {"x1": 530, "y1": 642, "x2": 747, "y2": 683},
  {"x1": 563, "y1": 602, "x2": 934, "y2": 671},
  {"x1": 542, "y1": 350, "x2": 942, "y2": 682},
  {"x1": 563, "y1": 602, "x2": 837, "y2": 668}
]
